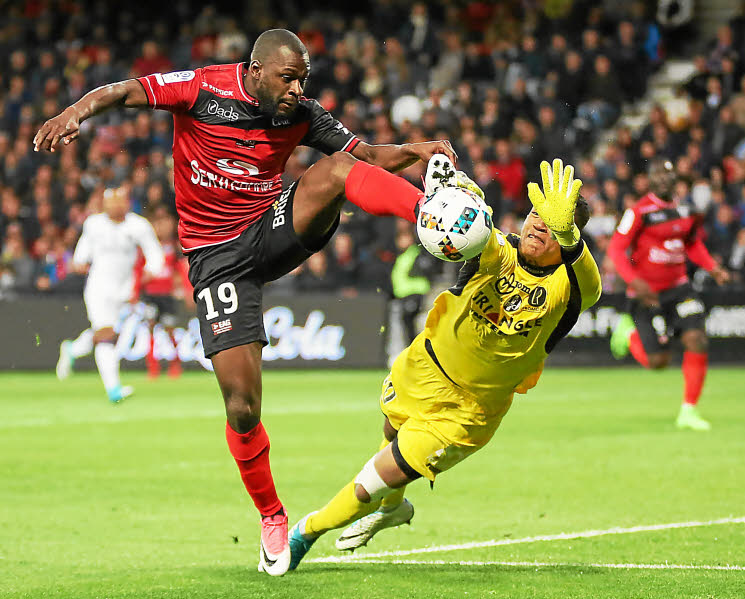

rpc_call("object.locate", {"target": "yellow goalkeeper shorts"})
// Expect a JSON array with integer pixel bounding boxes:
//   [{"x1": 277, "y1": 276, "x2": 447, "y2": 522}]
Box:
[{"x1": 380, "y1": 335, "x2": 513, "y2": 482}]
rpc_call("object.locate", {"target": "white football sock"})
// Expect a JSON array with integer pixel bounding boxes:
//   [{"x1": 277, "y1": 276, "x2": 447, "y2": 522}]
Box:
[
  {"x1": 69, "y1": 328, "x2": 94, "y2": 358},
  {"x1": 94, "y1": 342, "x2": 120, "y2": 392}
]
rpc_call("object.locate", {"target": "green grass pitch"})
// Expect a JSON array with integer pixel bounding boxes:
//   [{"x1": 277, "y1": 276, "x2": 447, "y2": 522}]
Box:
[{"x1": 1, "y1": 367, "x2": 744, "y2": 598}]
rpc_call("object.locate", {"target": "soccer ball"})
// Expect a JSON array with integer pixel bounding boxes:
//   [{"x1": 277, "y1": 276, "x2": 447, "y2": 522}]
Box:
[{"x1": 417, "y1": 187, "x2": 493, "y2": 261}]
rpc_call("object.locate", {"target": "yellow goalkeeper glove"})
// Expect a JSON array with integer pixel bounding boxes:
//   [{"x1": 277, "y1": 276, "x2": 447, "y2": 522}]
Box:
[
  {"x1": 455, "y1": 170, "x2": 485, "y2": 200},
  {"x1": 527, "y1": 158, "x2": 583, "y2": 247}
]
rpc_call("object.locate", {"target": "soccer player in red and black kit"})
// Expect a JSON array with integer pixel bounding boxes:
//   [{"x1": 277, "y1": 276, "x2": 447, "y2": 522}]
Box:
[
  {"x1": 34, "y1": 29, "x2": 456, "y2": 576},
  {"x1": 607, "y1": 160, "x2": 731, "y2": 431}
]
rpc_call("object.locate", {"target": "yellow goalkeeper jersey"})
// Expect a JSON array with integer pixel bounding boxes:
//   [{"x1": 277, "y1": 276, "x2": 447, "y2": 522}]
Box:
[{"x1": 421, "y1": 230, "x2": 602, "y2": 406}]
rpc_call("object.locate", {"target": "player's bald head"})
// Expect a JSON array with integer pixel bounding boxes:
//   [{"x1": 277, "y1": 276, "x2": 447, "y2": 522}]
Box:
[{"x1": 251, "y1": 29, "x2": 307, "y2": 64}]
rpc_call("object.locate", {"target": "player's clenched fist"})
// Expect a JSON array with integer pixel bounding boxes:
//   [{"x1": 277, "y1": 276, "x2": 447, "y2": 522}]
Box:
[
  {"x1": 527, "y1": 158, "x2": 583, "y2": 247},
  {"x1": 33, "y1": 107, "x2": 81, "y2": 152}
]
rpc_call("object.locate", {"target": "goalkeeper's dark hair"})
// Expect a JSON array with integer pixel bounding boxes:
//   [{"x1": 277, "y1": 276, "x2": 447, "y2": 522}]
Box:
[{"x1": 574, "y1": 196, "x2": 590, "y2": 231}]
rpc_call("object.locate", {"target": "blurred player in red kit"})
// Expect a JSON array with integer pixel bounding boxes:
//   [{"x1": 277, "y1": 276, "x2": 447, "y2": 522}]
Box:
[
  {"x1": 134, "y1": 209, "x2": 192, "y2": 379},
  {"x1": 35, "y1": 29, "x2": 456, "y2": 575},
  {"x1": 608, "y1": 160, "x2": 731, "y2": 430}
]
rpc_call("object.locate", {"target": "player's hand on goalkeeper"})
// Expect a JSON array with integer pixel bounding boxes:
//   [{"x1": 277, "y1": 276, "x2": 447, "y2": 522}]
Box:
[{"x1": 527, "y1": 158, "x2": 583, "y2": 247}]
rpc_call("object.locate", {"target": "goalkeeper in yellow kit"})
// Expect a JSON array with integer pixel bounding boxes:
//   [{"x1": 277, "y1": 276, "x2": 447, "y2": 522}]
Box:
[{"x1": 288, "y1": 158, "x2": 602, "y2": 569}]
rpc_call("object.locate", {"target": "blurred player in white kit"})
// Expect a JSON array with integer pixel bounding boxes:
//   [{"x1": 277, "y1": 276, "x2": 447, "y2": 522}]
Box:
[{"x1": 56, "y1": 187, "x2": 165, "y2": 403}]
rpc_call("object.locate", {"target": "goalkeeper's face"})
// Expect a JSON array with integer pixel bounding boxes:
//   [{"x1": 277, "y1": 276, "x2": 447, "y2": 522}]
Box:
[{"x1": 519, "y1": 209, "x2": 562, "y2": 266}]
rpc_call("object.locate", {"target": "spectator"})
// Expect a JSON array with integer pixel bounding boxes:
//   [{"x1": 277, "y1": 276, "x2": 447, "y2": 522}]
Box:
[
  {"x1": 612, "y1": 20, "x2": 648, "y2": 102},
  {"x1": 557, "y1": 50, "x2": 585, "y2": 115},
  {"x1": 489, "y1": 139, "x2": 526, "y2": 213},
  {"x1": 131, "y1": 41, "x2": 173, "y2": 78},
  {"x1": 577, "y1": 54, "x2": 623, "y2": 129}
]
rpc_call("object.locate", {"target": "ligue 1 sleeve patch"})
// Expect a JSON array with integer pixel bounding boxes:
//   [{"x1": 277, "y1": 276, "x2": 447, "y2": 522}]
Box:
[{"x1": 157, "y1": 70, "x2": 196, "y2": 85}]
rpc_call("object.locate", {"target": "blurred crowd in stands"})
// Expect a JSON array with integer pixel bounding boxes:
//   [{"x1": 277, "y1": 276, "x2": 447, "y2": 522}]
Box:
[{"x1": 1, "y1": 0, "x2": 744, "y2": 301}]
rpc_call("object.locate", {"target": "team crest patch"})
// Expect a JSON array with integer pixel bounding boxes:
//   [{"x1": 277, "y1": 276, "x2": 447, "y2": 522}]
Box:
[
  {"x1": 450, "y1": 206, "x2": 478, "y2": 235},
  {"x1": 419, "y1": 211, "x2": 445, "y2": 231},
  {"x1": 438, "y1": 236, "x2": 463, "y2": 261},
  {"x1": 211, "y1": 319, "x2": 232, "y2": 335},
  {"x1": 503, "y1": 294, "x2": 522, "y2": 313}
]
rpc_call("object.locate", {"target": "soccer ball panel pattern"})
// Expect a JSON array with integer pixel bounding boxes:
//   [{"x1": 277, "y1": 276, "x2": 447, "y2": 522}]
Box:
[{"x1": 416, "y1": 187, "x2": 493, "y2": 262}]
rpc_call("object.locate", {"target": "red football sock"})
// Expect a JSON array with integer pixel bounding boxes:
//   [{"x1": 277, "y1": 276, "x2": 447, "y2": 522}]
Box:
[
  {"x1": 225, "y1": 421, "x2": 283, "y2": 518},
  {"x1": 628, "y1": 330, "x2": 649, "y2": 368},
  {"x1": 682, "y1": 351, "x2": 708, "y2": 406},
  {"x1": 146, "y1": 333, "x2": 159, "y2": 378},
  {"x1": 344, "y1": 161, "x2": 423, "y2": 223}
]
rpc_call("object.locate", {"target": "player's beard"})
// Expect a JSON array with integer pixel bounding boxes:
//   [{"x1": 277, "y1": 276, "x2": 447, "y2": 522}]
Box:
[
  {"x1": 255, "y1": 88, "x2": 281, "y2": 116},
  {"x1": 255, "y1": 85, "x2": 295, "y2": 118}
]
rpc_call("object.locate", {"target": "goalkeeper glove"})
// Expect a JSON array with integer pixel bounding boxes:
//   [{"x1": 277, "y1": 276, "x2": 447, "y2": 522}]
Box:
[
  {"x1": 455, "y1": 171, "x2": 493, "y2": 218},
  {"x1": 455, "y1": 170, "x2": 485, "y2": 200},
  {"x1": 527, "y1": 158, "x2": 583, "y2": 247}
]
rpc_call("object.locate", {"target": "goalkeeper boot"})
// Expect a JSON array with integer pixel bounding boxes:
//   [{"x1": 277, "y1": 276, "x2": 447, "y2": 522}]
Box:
[
  {"x1": 424, "y1": 154, "x2": 456, "y2": 197},
  {"x1": 610, "y1": 314, "x2": 636, "y2": 359},
  {"x1": 676, "y1": 404, "x2": 711, "y2": 431},
  {"x1": 336, "y1": 499, "x2": 414, "y2": 551},
  {"x1": 56, "y1": 340, "x2": 74, "y2": 380},
  {"x1": 258, "y1": 509, "x2": 291, "y2": 576},
  {"x1": 288, "y1": 513, "x2": 318, "y2": 571}
]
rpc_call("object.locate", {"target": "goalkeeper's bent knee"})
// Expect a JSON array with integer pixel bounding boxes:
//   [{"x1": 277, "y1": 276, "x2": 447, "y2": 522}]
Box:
[{"x1": 354, "y1": 456, "x2": 396, "y2": 502}]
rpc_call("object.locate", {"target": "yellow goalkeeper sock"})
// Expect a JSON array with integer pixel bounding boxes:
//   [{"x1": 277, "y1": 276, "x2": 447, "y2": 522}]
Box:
[
  {"x1": 305, "y1": 482, "x2": 381, "y2": 537},
  {"x1": 380, "y1": 487, "x2": 406, "y2": 511},
  {"x1": 375, "y1": 437, "x2": 406, "y2": 510},
  {"x1": 305, "y1": 438, "x2": 398, "y2": 537}
]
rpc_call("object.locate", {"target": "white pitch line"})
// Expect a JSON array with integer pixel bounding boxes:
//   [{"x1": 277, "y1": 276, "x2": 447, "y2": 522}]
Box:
[
  {"x1": 309, "y1": 515, "x2": 745, "y2": 563},
  {"x1": 336, "y1": 559, "x2": 745, "y2": 572}
]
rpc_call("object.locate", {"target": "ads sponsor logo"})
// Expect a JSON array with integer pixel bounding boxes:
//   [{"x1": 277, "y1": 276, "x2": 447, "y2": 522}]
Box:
[
  {"x1": 263, "y1": 306, "x2": 345, "y2": 361},
  {"x1": 190, "y1": 159, "x2": 277, "y2": 193},
  {"x1": 215, "y1": 158, "x2": 259, "y2": 177},
  {"x1": 115, "y1": 304, "x2": 213, "y2": 371},
  {"x1": 207, "y1": 99, "x2": 240, "y2": 121},
  {"x1": 706, "y1": 306, "x2": 745, "y2": 337},
  {"x1": 272, "y1": 186, "x2": 293, "y2": 229},
  {"x1": 112, "y1": 302, "x2": 350, "y2": 369}
]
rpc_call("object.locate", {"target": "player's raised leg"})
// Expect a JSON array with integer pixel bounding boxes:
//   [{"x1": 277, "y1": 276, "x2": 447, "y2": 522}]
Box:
[
  {"x1": 677, "y1": 328, "x2": 711, "y2": 431},
  {"x1": 290, "y1": 152, "x2": 422, "y2": 246},
  {"x1": 211, "y1": 342, "x2": 290, "y2": 576},
  {"x1": 290, "y1": 151, "x2": 461, "y2": 250}
]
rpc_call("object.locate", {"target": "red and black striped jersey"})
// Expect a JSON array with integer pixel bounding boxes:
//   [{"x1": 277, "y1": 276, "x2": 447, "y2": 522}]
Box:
[
  {"x1": 608, "y1": 193, "x2": 717, "y2": 294},
  {"x1": 137, "y1": 64, "x2": 360, "y2": 251}
]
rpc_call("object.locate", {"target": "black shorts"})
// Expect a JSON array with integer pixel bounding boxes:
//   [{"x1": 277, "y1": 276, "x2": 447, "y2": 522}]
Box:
[
  {"x1": 187, "y1": 181, "x2": 338, "y2": 358},
  {"x1": 629, "y1": 283, "x2": 706, "y2": 353},
  {"x1": 141, "y1": 293, "x2": 178, "y2": 327}
]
